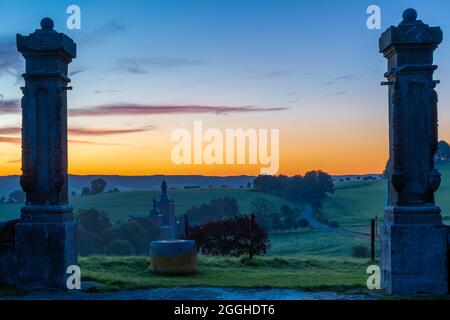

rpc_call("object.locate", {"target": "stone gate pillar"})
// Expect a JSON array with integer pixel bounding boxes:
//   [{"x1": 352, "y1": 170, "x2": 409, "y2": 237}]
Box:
[
  {"x1": 15, "y1": 18, "x2": 77, "y2": 289},
  {"x1": 380, "y1": 9, "x2": 448, "y2": 295}
]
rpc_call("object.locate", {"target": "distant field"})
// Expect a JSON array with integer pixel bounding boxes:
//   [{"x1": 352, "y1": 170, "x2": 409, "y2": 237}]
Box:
[
  {"x1": 4, "y1": 165, "x2": 448, "y2": 259},
  {"x1": 269, "y1": 228, "x2": 368, "y2": 257},
  {"x1": 0, "y1": 188, "x2": 301, "y2": 224},
  {"x1": 322, "y1": 163, "x2": 450, "y2": 232},
  {"x1": 0, "y1": 187, "x2": 367, "y2": 258}
]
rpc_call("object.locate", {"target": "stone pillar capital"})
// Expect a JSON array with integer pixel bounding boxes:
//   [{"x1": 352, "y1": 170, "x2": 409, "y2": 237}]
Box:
[{"x1": 379, "y1": 9, "x2": 442, "y2": 55}]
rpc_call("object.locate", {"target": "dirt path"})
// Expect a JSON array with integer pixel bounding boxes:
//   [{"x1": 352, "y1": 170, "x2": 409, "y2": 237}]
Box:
[{"x1": 301, "y1": 205, "x2": 370, "y2": 240}]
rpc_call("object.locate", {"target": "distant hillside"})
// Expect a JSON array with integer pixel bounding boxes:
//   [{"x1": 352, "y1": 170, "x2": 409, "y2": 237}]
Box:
[
  {"x1": 0, "y1": 175, "x2": 255, "y2": 197},
  {"x1": 0, "y1": 176, "x2": 21, "y2": 199}
]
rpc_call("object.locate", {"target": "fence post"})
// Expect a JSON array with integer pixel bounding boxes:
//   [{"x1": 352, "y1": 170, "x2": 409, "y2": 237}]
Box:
[
  {"x1": 184, "y1": 214, "x2": 189, "y2": 239},
  {"x1": 249, "y1": 214, "x2": 255, "y2": 259},
  {"x1": 371, "y1": 218, "x2": 376, "y2": 261}
]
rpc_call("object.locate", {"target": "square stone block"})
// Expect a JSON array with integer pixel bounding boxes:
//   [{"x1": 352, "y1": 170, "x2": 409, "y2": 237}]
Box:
[
  {"x1": 381, "y1": 211, "x2": 448, "y2": 295},
  {"x1": 15, "y1": 216, "x2": 77, "y2": 290}
]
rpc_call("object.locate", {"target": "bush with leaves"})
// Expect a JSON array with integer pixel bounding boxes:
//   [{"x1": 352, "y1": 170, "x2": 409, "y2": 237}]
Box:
[{"x1": 189, "y1": 215, "x2": 270, "y2": 256}]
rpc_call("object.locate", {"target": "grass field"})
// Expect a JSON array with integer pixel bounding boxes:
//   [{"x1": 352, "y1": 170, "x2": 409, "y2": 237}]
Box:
[
  {"x1": 0, "y1": 184, "x2": 375, "y2": 258},
  {"x1": 5, "y1": 165, "x2": 448, "y2": 259},
  {"x1": 79, "y1": 255, "x2": 372, "y2": 293},
  {"x1": 268, "y1": 228, "x2": 368, "y2": 257},
  {"x1": 0, "y1": 188, "x2": 301, "y2": 224},
  {"x1": 322, "y1": 163, "x2": 450, "y2": 232}
]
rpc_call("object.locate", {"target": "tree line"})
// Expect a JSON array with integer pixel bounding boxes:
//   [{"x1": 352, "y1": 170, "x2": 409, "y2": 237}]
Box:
[
  {"x1": 252, "y1": 170, "x2": 334, "y2": 206},
  {"x1": 76, "y1": 208, "x2": 160, "y2": 256}
]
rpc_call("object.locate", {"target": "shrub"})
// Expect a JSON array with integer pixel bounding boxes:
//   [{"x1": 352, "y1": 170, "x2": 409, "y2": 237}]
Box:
[
  {"x1": 189, "y1": 215, "x2": 270, "y2": 256},
  {"x1": 352, "y1": 245, "x2": 369, "y2": 258}
]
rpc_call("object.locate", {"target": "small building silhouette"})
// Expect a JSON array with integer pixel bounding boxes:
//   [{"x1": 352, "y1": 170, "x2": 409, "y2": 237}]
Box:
[{"x1": 129, "y1": 180, "x2": 180, "y2": 240}]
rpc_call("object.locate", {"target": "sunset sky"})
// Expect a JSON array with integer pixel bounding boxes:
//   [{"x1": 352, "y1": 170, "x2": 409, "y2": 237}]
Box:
[{"x1": 1, "y1": 0, "x2": 450, "y2": 176}]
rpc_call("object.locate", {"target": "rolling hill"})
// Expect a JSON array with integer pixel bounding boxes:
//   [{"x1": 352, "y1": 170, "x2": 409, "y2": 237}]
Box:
[{"x1": 322, "y1": 163, "x2": 450, "y2": 232}]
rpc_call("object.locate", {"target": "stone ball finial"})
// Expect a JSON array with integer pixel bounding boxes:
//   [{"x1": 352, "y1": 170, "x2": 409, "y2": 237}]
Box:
[
  {"x1": 402, "y1": 8, "x2": 417, "y2": 22},
  {"x1": 40, "y1": 17, "x2": 54, "y2": 30}
]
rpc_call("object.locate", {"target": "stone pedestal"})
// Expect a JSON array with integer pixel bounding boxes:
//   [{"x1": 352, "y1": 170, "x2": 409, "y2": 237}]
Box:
[
  {"x1": 15, "y1": 212, "x2": 77, "y2": 289},
  {"x1": 13, "y1": 18, "x2": 77, "y2": 290},
  {"x1": 379, "y1": 9, "x2": 449, "y2": 295},
  {"x1": 381, "y1": 208, "x2": 448, "y2": 295}
]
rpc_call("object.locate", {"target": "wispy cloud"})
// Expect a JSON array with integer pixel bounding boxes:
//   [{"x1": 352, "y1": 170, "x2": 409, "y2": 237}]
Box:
[
  {"x1": 0, "y1": 135, "x2": 125, "y2": 146},
  {"x1": 0, "y1": 136, "x2": 20, "y2": 144},
  {"x1": 322, "y1": 74, "x2": 358, "y2": 85},
  {"x1": 93, "y1": 89, "x2": 124, "y2": 94},
  {"x1": 69, "y1": 67, "x2": 88, "y2": 77},
  {"x1": 1, "y1": 99, "x2": 288, "y2": 117},
  {"x1": 0, "y1": 40, "x2": 22, "y2": 77},
  {"x1": 321, "y1": 91, "x2": 348, "y2": 97},
  {"x1": 69, "y1": 104, "x2": 288, "y2": 117},
  {"x1": 69, "y1": 125, "x2": 155, "y2": 136},
  {"x1": 0, "y1": 126, "x2": 19, "y2": 135},
  {"x1": 68, "y1": 139, "x2": 126, "y2": 146},
  {"x1": 250, "y1": 70, "x2": 292, "y2": 79},
  {"x1": 117, "y1": 57, "x2": 206, "y2": 74},
  {"x1": 79, "y1": 21, "x2": 128, "y2": 46},
  {"x1": 0, "y1": 125, "x2": 156, "y2": 137},
  {"x1": 0, "y1": 98, "x2": 20, "y2": 114}
]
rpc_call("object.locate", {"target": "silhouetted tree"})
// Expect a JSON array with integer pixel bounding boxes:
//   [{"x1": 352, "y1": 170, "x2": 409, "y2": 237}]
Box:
[
  {"x1": 186, "y1": 197, "x2": 240, "y2": 225},
  {"x1": 298, "y1": 170, "x2": 334, "y2": 205},
  {"x1": 250, "y1": 197, "x2": 276, "y2": 230},
  {"x1": 253, "y1": 171, "x2": 334, "y2": 207},
  {"x1": 91, "y1": 178, "x2": 107, "y2": 195},
  {"x1": 189, "y1": 215, "x2": 270, "y2": 256},
  {"x1": 435, "y1": 140, "x2": 450, "y2": 163},
  {"x1": 77, "y1": 208, "x2": 112, "y2": 235},
  {"x1": 81, "y1": 187, "x2": 91, "y2": 196}
]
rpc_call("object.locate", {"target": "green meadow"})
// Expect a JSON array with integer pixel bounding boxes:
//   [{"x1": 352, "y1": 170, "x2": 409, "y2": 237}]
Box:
[
  {"x1": 3, "y1": 164, "x2": 448, "y2": 259},
  {"x1": 0, "y1": 187, "x2": 366, "y2": 258},
  {"x1": 6, "y1": 166, "x2": 450, "y2": 294},
  {"x1": 0, "y1": 188, "x2": 301, "y2": 224},
  {"x1": 322, "y1": 163, "x2": 450, "y2": 233},
  {"x1": 79, "y1": 255, "x2": 371, "y2": 293}
]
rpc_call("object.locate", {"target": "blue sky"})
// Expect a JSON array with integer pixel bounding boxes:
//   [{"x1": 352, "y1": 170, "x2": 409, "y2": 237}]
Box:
[{"x1": 1, "y1": 0, "x2": 450, "y2": 175}]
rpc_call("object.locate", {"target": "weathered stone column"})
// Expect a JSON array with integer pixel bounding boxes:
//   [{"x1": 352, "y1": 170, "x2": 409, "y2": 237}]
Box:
[
  {"x1": 15, "y1": 18, "x2": 77, "y2": 289},
  {"x1": 380, "y1": 9, "x2": 448, "y2": 295}
]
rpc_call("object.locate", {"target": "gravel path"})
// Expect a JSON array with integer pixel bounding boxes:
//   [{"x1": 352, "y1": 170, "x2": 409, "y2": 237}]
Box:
[{"x1": 0, "y1": 286, "x2": 374, "y2": 300}]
